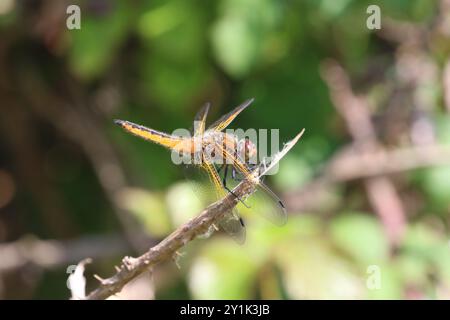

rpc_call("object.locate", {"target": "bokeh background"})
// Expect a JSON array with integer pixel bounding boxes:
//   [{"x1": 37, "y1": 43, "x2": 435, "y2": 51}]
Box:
[{"x1": 1, "y1": 0, "x2": 450, "y2": 299}]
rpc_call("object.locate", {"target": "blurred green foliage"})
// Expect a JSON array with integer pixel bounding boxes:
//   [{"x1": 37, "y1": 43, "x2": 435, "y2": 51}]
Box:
[{"x1": 0, "y1": 0, "x2": 449, "y2": 300}]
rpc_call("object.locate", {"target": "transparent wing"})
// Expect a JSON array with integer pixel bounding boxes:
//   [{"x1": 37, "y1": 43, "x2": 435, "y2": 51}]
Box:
[
  {"x1": 182, "y1": 158, "x2": 246, "y2": 244},
  {"x1": 192, "y1": 102, "x2": 210, "y2": 136},
  {"x1": 214, "y1": 140, "x2": 287, "y2": 225},
  {"x1": 208, "y1": 98, "x2": 254, "y2": 132},
  {"x1": 202, "y1": 160, "x2": 246, "y2": 244},
  {"x1": 245, "y1": 130, "x2": 306, "y2": 224},
  {"x1": 245, "y1": 179, "x2": 287, "y2": 225},
  {"x1": 182, "y1": 162, "x2": 215, "y2": 205},
  {"x1": 222, "y1": 165, "x2": 287, "y2": 226},
  {"x1": 216, "y1": 212, "x2": 246, "y2": 244}
]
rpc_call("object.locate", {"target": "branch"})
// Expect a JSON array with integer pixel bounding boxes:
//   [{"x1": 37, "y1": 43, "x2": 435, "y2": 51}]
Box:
[
  {"x1": 321, "y1": 59, "x2": 406, "y2": 246},
  {"x1": 0, "y1": 234, "x2": 135, "y2": 273},
  {"x1": 327, "y1": 144, "x2": 450, "y2": 182},
  {"x1": 284, "y1": 143, "x2": 450, "y2": 213},
  {"x1": 444, "y1": 58, "x2": 450, "y2": 113},
  {"x1": 85, "y1": 179, "x2": 256, "y2": 300}
]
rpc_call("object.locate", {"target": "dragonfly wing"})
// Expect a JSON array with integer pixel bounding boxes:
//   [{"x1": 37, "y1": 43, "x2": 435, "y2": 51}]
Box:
[
  {"x1": 201, "y1": 160, "x2": 246, "y2": 243},
  {"x1": 246, "y1": 130, "x2": 305, "y2": 224},
  {"x1": 216, "y1": 212, "x2": 246, "y2": 244},
  {"x1": 193, "y1": 102, "x2": 210, "y2": 136},
  {"x1": 246, "y1": 180, "x2": 287, "y2": 226},
  {"x1": 182, "y1": 159, "x2": 246, "y2": 244},
  {"x1": 246, "y1": 130, "x2": 308, "y2": 224},
  {"x1": 114, "y1": 119, "x2": 183, "y2": 150},
  {"x1": 208, "y1": 98, "x2": 254, "y2": 132},
  {"x1": 214, "y1": 139, "x2": 256, "y2": 181},
  {"x1": 182, "y1": 163, "x2": 215, "y2": 204},
  {"x1": 214, "y1": 140, "x2": 287, "y2": 225}
]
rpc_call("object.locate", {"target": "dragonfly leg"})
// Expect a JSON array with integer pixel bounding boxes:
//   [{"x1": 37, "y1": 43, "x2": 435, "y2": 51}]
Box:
[
  {"x1": 231, "y1": 166, "x2": 246, "y2": 181},
  {"x1": 217, "y1": 163, "x2": 225, "y2": 174},
  {"x1": 231, "y1": 165, "x2": 262, "y2": 181},
  {"x1": 259, "y1": 169, "x2": 266, "y2": 183},
  {"x1": 222, "y1": 165, "x2": 251, "y2": 209},
  {"x1": 231, "y1": 166, "x2": 240, "y2": 181},
  {"x1": 239, "y1": 216, "x2": 245, "y2": 227},
  {"x1": 231, "y1": 165, "x2": 264, "y2": 183},
  {"x1": 242, "y1": 163, "x2": 268, "y2": 184},
  {"x1": 259, "y1": 159, "x2": 268, "y2": 182}
]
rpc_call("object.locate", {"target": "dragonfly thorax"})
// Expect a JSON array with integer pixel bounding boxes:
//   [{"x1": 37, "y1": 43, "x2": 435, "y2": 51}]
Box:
[
  {"x1": 198, "y1": 131, "x2": 240, "y2": 165},
  {"x1": 191, "y1": 131, "x2": 257, "y2": 169}
]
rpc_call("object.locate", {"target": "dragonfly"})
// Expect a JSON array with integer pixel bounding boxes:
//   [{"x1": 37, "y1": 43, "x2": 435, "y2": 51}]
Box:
[{"x1": 114, "y1": 98, "x2": 304, "y2": 243}]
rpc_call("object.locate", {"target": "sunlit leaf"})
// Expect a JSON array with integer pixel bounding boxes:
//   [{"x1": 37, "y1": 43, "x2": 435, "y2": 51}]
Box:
[
  {"x1": 188, "y1": 238, "x2": 258, "y2": 299},
  {"x1": 211, "y1": 0, "x2": 282, "y2": 78},
  {"x1": 68, "y1": 1, "x2": 134, "y2": 79},
  {"x1": 366, "y1": 264, "x2": 403, "y2": 299},
  {"x1": 118, "y1": 187, "x2": 171, "y2": 237},
  {"x1": 330, "y1": 213, "x2": 389, "y2": 265},
  {"x1": 421, "y1": 166, "x2": 450, "y2": 212},
  {"x1": 276, "y1": 239, "x2": 363, "y2": 299},
  {"x1": 166, "y1": 181, "x2": 205, "y2": 227}
]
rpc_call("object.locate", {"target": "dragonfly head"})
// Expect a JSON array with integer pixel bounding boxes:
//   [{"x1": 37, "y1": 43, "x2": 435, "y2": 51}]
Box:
[{"x1": 238, "y1": 137, "x2": 257, "y2": 165}]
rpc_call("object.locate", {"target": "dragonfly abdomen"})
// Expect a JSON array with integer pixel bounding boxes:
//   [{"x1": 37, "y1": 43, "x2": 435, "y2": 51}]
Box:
[{"x1": 114, "y1": 119, "x2": 185, "y2": 150}]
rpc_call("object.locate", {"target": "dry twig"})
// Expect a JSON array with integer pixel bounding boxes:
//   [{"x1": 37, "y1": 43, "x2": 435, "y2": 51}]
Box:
[
  {"x1": 86, "y1": 179, "x2": 256, "y2": 300},
  {"x1": 321, "y1": 60, "x2": 406, "y2": 246},
  {"x1": 0, "y1": 234, "x2": 138, "y2": 273}
]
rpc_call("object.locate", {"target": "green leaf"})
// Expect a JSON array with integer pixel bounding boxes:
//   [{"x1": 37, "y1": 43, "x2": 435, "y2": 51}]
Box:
[
  {"x1": 403, "y1": 224, "x2": 450, "y2": 289},
  {"x1": 188, "y1": 238, "x2": 258, "y2": 299},
  {"x1": 272, "y1": 155, "x2": 313, "y2": 191},
  {"x1": 395, "y1": 254, "x2": 428, "y2": 287},
  {"x1": 276, "y1": 239, "x2": 363, "y2": 299},
  {"x1": 318, "y1": 0, "x2": 353, "y2": 18},
  {"x1": 118, "y1": 188, "x2": 171, "y2": 237},
  {"x1": 166, "y1": 181, "x2": 205, "y2": 227},
  {"x1": 68, "y1": 1, "x2": 133, "y2": 80},
  {"x1": 330, "y1": 213, "x2": 389, "y2": 265},
  {"x1": 211, "y1": 0, "x2": 282, "y2": 78},
  {"x1": 211, "y1": 15, "x2": 259, "y2": 78},
  {"x1": 421, "y1": 166, "x2": 450, "y2": 212},
  {"x1": 137, "y1": 2, "x2": 210, "y2": 109},
  {"x1": 366, "y1": 264, "x2": 403, "y2": 299}
]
